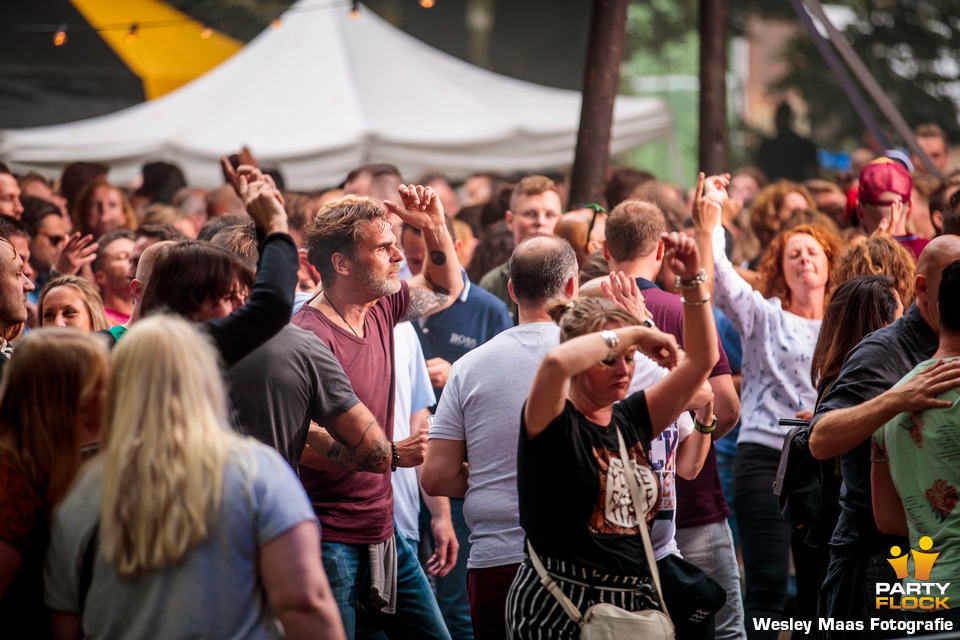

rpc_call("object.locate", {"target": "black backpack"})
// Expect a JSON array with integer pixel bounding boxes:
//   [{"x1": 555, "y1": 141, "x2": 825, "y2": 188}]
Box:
[{"x1": 773, "y1": 417, "x2": 842, "y2": 548}]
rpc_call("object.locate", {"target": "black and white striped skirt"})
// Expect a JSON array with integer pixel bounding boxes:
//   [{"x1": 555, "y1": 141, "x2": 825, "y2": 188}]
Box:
[{"x1": 505, "y1": 554, "x2": 662, "y2": 639}]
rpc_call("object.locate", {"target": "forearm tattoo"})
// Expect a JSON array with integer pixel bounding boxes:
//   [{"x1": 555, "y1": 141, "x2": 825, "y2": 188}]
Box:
[
  {"x1": 400, "y1": 287, "x2": 450, "y2": 321},
  {"x1": 430, "y1": 251, "x2": 447, "y2": 266}
]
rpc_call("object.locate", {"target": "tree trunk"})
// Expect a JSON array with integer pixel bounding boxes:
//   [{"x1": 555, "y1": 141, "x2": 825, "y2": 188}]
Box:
[
  {"x1": 698, "y1": 0, "x2": 730, "y2": 175},
  {"x1": 568, "y1": 0, "x2": 629, "y2": 209}
]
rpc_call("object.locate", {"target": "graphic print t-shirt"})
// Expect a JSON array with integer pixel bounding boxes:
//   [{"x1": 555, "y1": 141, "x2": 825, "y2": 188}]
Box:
[{"x1": 518, "y1": 393, "x2": 659, "y2": 577}]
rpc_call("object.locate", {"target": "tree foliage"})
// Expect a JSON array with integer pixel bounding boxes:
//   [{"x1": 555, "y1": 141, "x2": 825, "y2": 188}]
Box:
[{"x1": 761, "y1": 0, "x2": 960, "y2": 146}]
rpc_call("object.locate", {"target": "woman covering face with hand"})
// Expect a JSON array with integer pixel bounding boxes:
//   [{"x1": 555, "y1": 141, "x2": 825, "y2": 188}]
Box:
[{"x1": 506, "y1": 233, "x2": 718, "y2": 639}]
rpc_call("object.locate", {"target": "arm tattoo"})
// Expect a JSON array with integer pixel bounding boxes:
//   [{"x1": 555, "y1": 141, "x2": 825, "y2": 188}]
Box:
[
  {"x1": 430, "y1": 251, "x2": 447, "y2": 266},
  {"x1": 422, "y1": 267, "x2": 451, "y2": 296},
  {"x1": 400, "y1": 287, "x2": 450, "y2": 322},
  {"x1": 342, "y1": 420, "x2": 390, "y2": 472},
  {"x1": 327, "y1": 440, "x2": 344, "y2": 459}
]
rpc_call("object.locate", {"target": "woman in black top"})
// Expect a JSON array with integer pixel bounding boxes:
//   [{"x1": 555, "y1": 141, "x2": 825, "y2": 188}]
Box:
[{"x1": 506, "y1": 232, "x2": 719, "y2": 639}]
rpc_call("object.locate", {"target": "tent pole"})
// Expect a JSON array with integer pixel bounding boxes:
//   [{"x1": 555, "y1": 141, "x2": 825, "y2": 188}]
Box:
[
  {"x1": 568, "y1": 0, "x2": 629, "y2": 209},
  {"x1": 785, "y1": 0, "x2": 890, "y2": 150},
  {"x1": 800, "y1": 0, "x2": 943, "y2": 179}
]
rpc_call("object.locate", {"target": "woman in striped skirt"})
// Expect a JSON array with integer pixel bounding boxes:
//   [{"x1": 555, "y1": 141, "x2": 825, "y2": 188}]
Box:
[{"x1": 506, "y1": 232, "x2": 718, "y2": 638}]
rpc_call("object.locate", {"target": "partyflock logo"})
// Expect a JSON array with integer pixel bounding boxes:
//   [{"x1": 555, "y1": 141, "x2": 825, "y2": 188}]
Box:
[{"x1": 875, "y1": 536, "x2": 950, "y2": 611}]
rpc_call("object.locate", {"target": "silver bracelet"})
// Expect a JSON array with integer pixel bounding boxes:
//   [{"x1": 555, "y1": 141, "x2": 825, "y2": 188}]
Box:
[
  {"x1": 682, "y1": 293, "x2": 712, "y2": 306},
  {"x1": 599, "y1": 329, "x2": 619, "y2": 349},
  {"x1": 675, "y1": 267, "x2": 708, "y2": 290}
]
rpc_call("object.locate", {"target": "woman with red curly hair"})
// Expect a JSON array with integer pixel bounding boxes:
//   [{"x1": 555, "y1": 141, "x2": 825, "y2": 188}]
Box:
[{"x1": 692, "y1": 173, "x2": 841, "y2": 638}]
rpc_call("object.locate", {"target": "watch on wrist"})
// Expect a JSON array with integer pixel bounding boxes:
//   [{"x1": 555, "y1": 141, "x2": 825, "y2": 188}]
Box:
[
  {"x1": 694, "y1": 417, "x2": 717, "y2": 434},
  {"x1": 600, "y1": 329, "x2": 619, "y2": 349},
  {"x1": 391, "y1": 442, "x2": 399, "y2": 472}
]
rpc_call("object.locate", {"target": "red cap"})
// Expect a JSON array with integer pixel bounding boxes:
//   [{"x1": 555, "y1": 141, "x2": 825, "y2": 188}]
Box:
[{"x1": 858, "y1": 157, "x2": 912, "y2": 206}]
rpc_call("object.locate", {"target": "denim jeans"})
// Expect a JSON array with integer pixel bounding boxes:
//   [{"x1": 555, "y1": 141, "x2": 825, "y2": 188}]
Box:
[
  {"x1": 733, "y1": 443, "x2": 790, "y2": 640},
  {"x1": 322, "y1": 525, "x2": 452, "y2": 640},
  {"x1": 675, "y1": 521, "x2": 747, "y2": 640},
  {"x1": 433, "y1": 498, "x2": 474, "y2": 639},
  {"x1": 819, "y1": 545, "x2": 904, "y2": 639}
]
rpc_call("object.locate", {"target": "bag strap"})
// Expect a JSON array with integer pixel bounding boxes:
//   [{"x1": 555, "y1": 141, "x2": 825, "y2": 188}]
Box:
[
  {"x1": 616, "y1": 427, "x2": 673, "y2": 624},
  {"x1": 526, "y1": 540, "x2": 586, "y2": 627}
]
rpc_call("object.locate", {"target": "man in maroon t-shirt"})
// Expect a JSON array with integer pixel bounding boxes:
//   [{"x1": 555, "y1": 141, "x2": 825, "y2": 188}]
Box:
[
  {"x1": 599, "y1": 199, "x2": 747, "y2": 639},
  {"x1": 293, "y1": 187, "x2": 462, "y2": 639}
]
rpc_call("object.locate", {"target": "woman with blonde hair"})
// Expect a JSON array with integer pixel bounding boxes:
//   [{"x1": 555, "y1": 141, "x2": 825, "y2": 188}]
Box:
[
  {"x1": 828, "y1": 235, "x2": 916, "y2": 309},
  {"x1": 45, "y1": 316, "x2": 344, "y2": 640},
  {"x1": 37, "y1": 274, "x2": 109, "y2": 332},
  {"x1": 0, "y1": 329, "x2": 108, "y2": 637},
  {"x1": 71, "y1": 180, "x2": 137, "y2": 239},
  {"x1": 506, "y1": 233, "x2": 718, "y2": 638}
]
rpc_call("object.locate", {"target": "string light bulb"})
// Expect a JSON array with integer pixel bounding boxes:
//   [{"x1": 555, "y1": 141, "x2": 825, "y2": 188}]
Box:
[
  {"x1": 420, "y1": 0, "x2": 435, "y2": 7},
  {"x1": 349, "y1": 0, "x2": 360, "y2": 19},
  {"x1": 126, "y1": 23, "x2": 138, "y2": 43},
  {"x1": 54, "y1": 25, "x2": 67, "y2": 46},
  {"x1": 200, "y1": 25, "x2": 212, "y2": 38}
]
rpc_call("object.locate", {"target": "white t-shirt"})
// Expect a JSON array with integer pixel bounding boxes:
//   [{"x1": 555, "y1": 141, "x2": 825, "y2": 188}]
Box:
[
  {"x1": 391, "y1": 322, "x2": 436, "y2": 542},
  {"x1": 625, "y1": 356, "x2": 694, "y2": 560},
  {"x1": 431, "y1": 322, "x2": 560, "y2": 569}
]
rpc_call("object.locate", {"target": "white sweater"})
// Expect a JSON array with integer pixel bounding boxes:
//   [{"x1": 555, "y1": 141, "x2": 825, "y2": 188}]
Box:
[{"x1": 712, "y1": 225, "x2": 821, "y2": 451}]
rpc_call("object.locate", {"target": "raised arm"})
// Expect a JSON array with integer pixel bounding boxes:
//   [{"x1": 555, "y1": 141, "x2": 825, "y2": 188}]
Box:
[
  {"x1": 644, "y1": 233, "x2": 720, "y2": 436},
  {"x1": 206, "y1": 161, "x2": 297, "y2": 365},
  {"x1": 691, "y1": 172, "x2": 761, "y2": 338},
  {"x1": 385, "y1": 185, "x2": 464, "y2": 321},
  {"x1": 524, "y1": 325, "x2": 680, "y2": 439}
]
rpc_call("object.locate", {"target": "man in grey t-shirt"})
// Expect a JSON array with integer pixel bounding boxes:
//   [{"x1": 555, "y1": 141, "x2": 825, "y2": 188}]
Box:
[
  {"x1": 212, "y1": 223, "x2": 391, "y2": 473},
  {"x1": 422, "y1": 236, "x2": 578, "y2": 640}
]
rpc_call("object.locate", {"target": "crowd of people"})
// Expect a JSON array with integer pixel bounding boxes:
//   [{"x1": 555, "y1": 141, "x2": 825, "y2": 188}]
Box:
[{"x1": 1, "y1": 118, "x2": 960, "y2": 640}]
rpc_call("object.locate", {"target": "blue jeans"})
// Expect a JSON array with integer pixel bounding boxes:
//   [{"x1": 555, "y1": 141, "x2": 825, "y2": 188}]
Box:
[
  {"x1": 433, "y1": 498, "x2": 474, "y2": 640},
  {"x1": 322, "y1": 525, "x2": 452, "y2": 640}
]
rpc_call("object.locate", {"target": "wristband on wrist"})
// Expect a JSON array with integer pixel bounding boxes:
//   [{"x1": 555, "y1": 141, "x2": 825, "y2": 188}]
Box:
[
  {"x1": 682, "y1": 293, "x2": 711, "y2": 306},
  {"x1": 694, "y1": 417, "x2": 717, "y2": 434},
  {"x1": 391, "y1": 442, "x2": 399, "y2": 472},
  {"x1": 675, "y1": 267, "x2": 707, "y2": 290}
]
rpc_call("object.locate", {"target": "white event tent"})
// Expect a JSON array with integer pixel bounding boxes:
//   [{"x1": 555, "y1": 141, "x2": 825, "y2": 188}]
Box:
[{"x1": 0, "y1": 1, "x2": 675, "y2": 189}]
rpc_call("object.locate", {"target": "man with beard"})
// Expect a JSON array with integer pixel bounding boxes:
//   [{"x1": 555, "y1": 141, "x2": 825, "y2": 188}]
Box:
[{"x1": 293, "y1": 188, "x2": 463, "y2": 639}]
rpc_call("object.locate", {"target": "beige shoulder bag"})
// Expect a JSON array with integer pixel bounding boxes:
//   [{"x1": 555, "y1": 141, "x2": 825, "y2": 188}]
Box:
[{"x1": 525, "y1": 427, "x2": 675, "y2": 639}]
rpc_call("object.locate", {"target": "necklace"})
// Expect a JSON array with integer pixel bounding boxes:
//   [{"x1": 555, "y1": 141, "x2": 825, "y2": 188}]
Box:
[{"x1": 324, "y1": 293, "x2": 361, "y2": 338}]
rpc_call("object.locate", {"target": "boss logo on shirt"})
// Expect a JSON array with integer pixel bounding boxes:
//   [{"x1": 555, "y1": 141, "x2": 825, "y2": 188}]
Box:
[{"x1": 449, "y1": 333, "x2": 477, "y2": 349}]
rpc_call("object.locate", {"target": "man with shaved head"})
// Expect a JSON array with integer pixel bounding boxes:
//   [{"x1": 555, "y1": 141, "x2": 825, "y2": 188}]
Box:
[
  {"x1": 98, "y1": 239, "x2": 178, "y2": 345},
  {"x1": 422, "y1": 235, "x2": 578, "y2": 640},
  {"x1": 809, "y1": 235, "x2": 960, "y2": 637}
]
